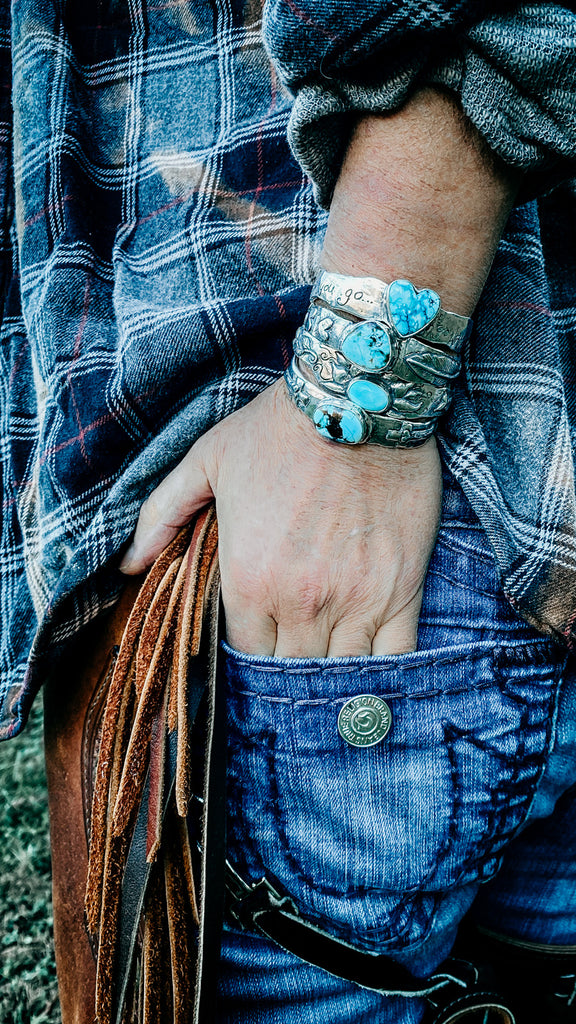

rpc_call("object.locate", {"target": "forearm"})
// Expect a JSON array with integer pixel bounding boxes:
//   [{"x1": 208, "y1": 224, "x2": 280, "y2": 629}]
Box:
[{"x1": 321, "y1": 87, "x2": 520, "y2": 315}]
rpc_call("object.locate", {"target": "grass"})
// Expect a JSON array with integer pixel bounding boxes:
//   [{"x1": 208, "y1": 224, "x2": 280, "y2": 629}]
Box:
[{"x1": 0, "y1": 700, "x2": 60, "y2": 1024}]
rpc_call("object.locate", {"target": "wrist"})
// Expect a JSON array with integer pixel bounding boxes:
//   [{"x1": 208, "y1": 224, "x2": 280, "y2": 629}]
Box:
[
  {"x1": 321, "y1": 89, "x2": 520, "y2": 316},
  {"x1": 272, "y1": 375, "x2": 437, "y2": 470},
  {"x1": 284, "y1": 266, "x2": 466, "y2": 448}
]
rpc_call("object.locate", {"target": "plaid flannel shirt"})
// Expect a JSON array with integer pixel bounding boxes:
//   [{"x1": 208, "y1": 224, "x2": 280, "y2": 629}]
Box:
[{"x1": 0, "y1": 0, "x2": 575, "y2": 738}]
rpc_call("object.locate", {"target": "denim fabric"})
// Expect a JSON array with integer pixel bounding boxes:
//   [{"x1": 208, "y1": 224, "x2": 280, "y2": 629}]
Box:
[
  {"x1": 471, "y1": 666, "x2": 576, "y2": 947},
  {"x1": 216, "y1": 471, "x2": 576, "y2": 1022}
]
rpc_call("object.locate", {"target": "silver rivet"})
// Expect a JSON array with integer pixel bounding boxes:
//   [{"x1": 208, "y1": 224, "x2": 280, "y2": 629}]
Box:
[{"x1": 337, "y1": 694, "x2": 392, "y2": 748}]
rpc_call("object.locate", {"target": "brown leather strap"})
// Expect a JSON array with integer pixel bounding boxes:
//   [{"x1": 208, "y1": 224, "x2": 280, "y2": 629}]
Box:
[
  {"x1": 44, "y1": 578, "x2": 142, "y2": 1024},
  {"x1": 110, "y1": 571, "x2": 222, "y2": 1024},
  {"x1": 81, "y1": 507, "x2": 220, "y2": 1024}
]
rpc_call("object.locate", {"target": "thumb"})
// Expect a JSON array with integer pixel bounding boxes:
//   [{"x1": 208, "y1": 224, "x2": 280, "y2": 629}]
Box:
[{"x1": 119, "y1": 435, "x2": 215, "y2": 574}]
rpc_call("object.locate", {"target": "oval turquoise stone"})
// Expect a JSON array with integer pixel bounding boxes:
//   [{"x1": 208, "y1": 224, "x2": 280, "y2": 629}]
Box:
[
  {"x1": 341, "y1": 322, "x2": 391, "y2": 371},
  {"x1": 312, "y1": 404, "x2": 365, "y2": 444},
  {"x1": 347, "y1": 379, "x2": 390, "y2": 413}
]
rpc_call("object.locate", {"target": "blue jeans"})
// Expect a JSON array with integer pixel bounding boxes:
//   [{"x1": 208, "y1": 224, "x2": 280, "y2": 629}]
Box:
[{"x1": 216, "y1": 468, "x2": 576, "y2": 1022}]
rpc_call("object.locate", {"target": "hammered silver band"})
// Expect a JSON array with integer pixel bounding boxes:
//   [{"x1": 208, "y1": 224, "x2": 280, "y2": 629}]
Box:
[{"x1": 311, "y1": 271, "x2": 471, "y2": 352}]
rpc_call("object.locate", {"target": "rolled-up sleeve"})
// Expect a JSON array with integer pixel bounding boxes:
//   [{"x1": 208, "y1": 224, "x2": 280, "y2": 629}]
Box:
[{"x1": 262, "y1": 2, "x2": 576, "y2": 206}]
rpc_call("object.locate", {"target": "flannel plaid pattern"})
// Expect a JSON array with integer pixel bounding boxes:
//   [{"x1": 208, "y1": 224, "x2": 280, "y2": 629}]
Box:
[
  {"x1": 0, "y1": 0, "x2": 323, "y2": 738},
  {"x1": 0, "y1": 0, "x2": 575, "y2": 738}
]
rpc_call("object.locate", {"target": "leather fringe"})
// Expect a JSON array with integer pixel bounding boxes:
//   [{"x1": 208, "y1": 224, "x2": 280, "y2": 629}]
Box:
[{"x1": 85, "y1": 507, "x2": 218, "y2": 1024}]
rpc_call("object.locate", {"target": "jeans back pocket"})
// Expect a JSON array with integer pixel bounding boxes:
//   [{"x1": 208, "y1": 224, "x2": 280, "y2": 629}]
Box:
[{"x1": 224, "y1": 639, "x2": 563, "y2": 953}]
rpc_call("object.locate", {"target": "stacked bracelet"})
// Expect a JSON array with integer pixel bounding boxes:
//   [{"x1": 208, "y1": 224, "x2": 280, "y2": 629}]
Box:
[
  {"x1": 285, "y1": 359, "x2": 437, "y2": 448},
  {"x1": 311, "y1": 272, "x2": 471, "y2": 353},
  {"x1": 284, "y1": 272, "x2": 471, "y2": 448},
  {"x1": 293, "y1": 331, "x2": 451, "y2": 419}
]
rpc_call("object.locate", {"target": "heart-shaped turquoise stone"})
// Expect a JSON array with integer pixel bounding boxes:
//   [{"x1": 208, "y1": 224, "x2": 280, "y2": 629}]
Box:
[
  {"x1": 388, "y1": 279, "x2": 440, "y2": 337},
  {"x1": 341, "y1": 321, "x2": 391, "y2": 371}
]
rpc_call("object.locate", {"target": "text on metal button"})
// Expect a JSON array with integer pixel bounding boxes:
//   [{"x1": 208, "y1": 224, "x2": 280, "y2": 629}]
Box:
[{"x1": 337, "y1": 694, "x2": 392, "y2": 747}]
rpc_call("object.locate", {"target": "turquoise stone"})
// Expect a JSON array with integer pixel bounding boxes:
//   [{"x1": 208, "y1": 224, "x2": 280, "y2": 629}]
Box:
[
  {"x1": 347, "y1": 379, "x2": 390, "y2": 413},
  {"x1": 313, "y1": 404, "x2": 365, "y2": 444},
  {"x1": 341, "y1": 321, "x2": 391, "y2": 370},
  {"x1": 388, "y1": 279, "x2": 440, "y2": 337}
]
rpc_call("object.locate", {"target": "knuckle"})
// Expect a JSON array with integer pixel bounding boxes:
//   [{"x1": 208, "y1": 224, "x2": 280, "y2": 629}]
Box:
[
  {"x1": 226, "y1": 561, "x2": 333, "y2": 624},
  {"x1": 287, "y1": 577, "x2": 332, "y2": 621},
  {"x1": 331, "y1": 619, "x2": 374, "y2": 647}
]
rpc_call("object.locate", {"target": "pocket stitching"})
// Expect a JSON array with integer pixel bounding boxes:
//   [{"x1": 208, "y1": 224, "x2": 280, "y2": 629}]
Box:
[
  {"x1": 232, "y1": 680, "x2": 496, "y2": 704},
  {"x1": 224, "y1": 638, "x2": 555, "y2": 677},
  {"x1": 225, "y1": 645, "x2": 563, "y2": 951}
]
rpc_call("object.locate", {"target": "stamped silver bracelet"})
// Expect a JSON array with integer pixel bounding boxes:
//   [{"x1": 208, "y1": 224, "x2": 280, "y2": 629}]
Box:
[
  {"x1": 311, "y1": 271, "x2": 472, "y2": 353},
  {"x1": 294, "y1": 324, "x2": 460, "y2": 389},
  {"x1": 285, "y1": 272, "x2": 469, "y2": 447},
  {"x1": 284, "y1": 358, "x2": 436, "y2": 448},
  {"x1": 303, "y1": 303, "x2": 460, "y2": 375},
  {"x1": 293, "y1": 329, "x2": 451, "y2": 419}
]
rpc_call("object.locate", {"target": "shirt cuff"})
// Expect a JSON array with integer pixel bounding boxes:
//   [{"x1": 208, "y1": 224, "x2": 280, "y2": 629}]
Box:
[{"x1": 283, "y1": 6, "x2": 576, "y2": 208}]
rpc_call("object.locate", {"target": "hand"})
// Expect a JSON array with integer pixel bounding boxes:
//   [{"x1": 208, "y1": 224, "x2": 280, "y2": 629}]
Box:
[{"x1": 119, "y1": 378, "x2": 442, "y2": 657}]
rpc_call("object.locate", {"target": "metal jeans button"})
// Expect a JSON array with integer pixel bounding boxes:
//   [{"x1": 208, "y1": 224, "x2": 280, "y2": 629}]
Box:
[{"x1": 337, "y1": 694, "x2": 392, "y2": 747}]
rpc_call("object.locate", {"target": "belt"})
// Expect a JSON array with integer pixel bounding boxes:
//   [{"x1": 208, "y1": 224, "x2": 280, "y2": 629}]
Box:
[{"x1": 224, "y1": 861, "x2": 514, "y2": 1024}]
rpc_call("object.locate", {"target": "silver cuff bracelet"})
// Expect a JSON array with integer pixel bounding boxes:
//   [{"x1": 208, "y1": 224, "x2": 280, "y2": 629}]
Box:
[
  {"x1": 284, "y1": 272, "x2": 471, "y2": 448},
  {"x1": 285, "y1": 358, "x2": 436, "y2": 448},
  {"x1": 293, "y1": 329, "x2": 451, "y2": 419},
  {"x1": 311, "y1": 271, "x2": 471, "y2": 353},
  {"x1": 295, "y1": 321, "x2": 460, "y2": 388}
]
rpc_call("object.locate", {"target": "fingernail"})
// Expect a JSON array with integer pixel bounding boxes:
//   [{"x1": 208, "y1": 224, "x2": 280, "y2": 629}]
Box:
[{"x1": 119, "y1": 542, "x2": 137, "y2": 573}]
